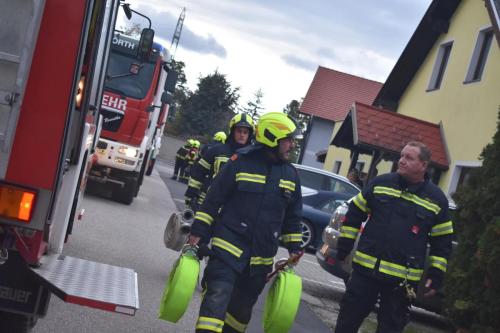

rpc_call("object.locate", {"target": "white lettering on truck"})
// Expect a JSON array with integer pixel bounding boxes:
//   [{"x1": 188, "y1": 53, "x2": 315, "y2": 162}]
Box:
[
  {"x1": 112, "y1": 37, "x2": 136, "y2": 50},
  {"x1": 102, "y1": 94, "x2": 127, "y2": 111}
]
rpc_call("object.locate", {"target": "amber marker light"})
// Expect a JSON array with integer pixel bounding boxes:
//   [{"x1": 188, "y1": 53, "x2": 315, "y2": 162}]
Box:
[{"x1": 0, "y1": 183, "x2": 37, "y2": 223}]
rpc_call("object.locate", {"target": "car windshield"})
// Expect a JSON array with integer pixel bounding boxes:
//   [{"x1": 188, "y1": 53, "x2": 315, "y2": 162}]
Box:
[
  {"x1": 319, "y1": 198, "x2": 347, "y2": 214},
  {"x1": 105, "y1": 51, "x2": 156, "y2": 100},
  {"x1": 296, "y1": 168, "x2": 359, "y2": 196}
]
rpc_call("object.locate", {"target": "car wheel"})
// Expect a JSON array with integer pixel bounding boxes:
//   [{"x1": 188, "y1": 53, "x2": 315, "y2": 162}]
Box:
[{"x1": 300, "y1": 220, "x2": 315, "y2": 248}]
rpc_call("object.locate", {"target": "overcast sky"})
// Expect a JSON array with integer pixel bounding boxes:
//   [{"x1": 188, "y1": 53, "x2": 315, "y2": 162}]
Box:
[{"x1": 124, "y1": 0, "x2": 432, "y2": 112}]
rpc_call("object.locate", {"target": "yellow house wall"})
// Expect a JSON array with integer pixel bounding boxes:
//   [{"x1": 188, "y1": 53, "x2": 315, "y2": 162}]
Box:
[
  {"x1": 325, "y1": 120, "x2": 396, "y2": 179},
  {"x1": 396, "y1": 0, "x2": 500, "y2": 194}
]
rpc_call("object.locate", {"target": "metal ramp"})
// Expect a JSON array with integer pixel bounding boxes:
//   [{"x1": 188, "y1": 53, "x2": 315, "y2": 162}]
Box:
[{"x1": 30, "y1": 255, "x2": 139, "y2": 316}]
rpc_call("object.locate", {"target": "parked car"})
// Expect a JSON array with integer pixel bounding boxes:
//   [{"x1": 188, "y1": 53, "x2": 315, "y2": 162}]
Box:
[
  {"x1": 293, "y1": 164, "x2": 360, "y2": 196},
  {"x1": 299, "y1": 188, "x2": 353, "y2": 249},
  {"x1": 316, "y1": 201, "x2": 457, "y2": 314}
]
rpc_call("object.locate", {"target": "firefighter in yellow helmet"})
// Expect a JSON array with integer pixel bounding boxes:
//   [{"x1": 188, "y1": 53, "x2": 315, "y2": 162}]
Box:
[
  {"x1": 188, "y1": 112, "x2": 303, "y2": 333},
  {"x1": 184, "y1": 114, "x2": 254, "y2": 210},
  {"x1": 172, "y1": 139, "x2": 195, "y2": 180}
]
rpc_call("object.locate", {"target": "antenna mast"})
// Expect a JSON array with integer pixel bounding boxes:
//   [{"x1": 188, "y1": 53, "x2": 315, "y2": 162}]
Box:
[{"x1": 170, "y1": 7, "x2": 185, "y2": 59}]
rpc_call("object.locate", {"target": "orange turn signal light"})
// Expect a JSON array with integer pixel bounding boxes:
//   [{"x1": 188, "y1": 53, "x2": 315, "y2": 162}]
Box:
[{"x1": 0, "y1": 183, "x2": 36, "y2": 223}]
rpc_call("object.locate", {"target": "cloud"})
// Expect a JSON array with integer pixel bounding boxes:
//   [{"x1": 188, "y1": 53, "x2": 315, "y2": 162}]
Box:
[
  {"x1": 281, "y1": 54, "x2": 318, "y2": 72},
  {"x1": 131, "y1": 4, "x2": 227, "y2": 58}
]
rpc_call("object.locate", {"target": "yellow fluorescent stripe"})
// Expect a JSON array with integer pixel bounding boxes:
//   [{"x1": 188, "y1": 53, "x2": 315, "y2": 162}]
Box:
[
  {"x1": 431, "y1": 221, "x2": 454, "y2": 236},
  {"x1": 212, "y1": 237, "x2": 243, "y2": 257},
  {"x1": 279, "y1": 184, "x2": 295, "y2": 191},
  {"x1": 353, "y1": 194, "x2": 368, "y2": 212},
  {"x1": 374, "y1": 186, "x2": 401, "y2": 197},
  {"x1": 225, "y1": 313, "x2": 246, "y2": 332},
  {"x1": 188, "y1": 178, "x2": 202, "y2": 189},
  {"x1": 236, "y1": 177, "x2": 266, "y2": 184},
  {"x1": 199, "y1": 158, "x2": 211, "y2": 170},
  {"x1": 195, "y1": 211, "x2": 214, "y2": 226},
  {"x1": 279, "y1": 179, "x2": 296, "y2": 191},
  {"x1": 281, "y1": 233, "x2": 302, "y2": 243},
  {"x1": 400, "y1": 192, "x2": 440, "y2": 214},
  {"x1": 236, "y1": 172, "x2": 266, "y2": 180},
  {"x1": 250, "y1": 256, "x2": 274, "y2": 265}
]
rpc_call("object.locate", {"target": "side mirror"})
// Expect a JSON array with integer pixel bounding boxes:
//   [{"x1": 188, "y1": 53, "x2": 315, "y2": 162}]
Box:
[
  {"x1": 161, "y1": 92, "x2": 173, "y2": 105},
  {"x1": 164, "y1": 70, "x2": 178, "y2": 94},
  {"x1": 138, "y1": 28, "x2": 155, "y2": 61}
]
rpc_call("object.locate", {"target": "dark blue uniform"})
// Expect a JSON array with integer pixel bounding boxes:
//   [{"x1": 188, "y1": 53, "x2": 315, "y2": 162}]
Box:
[
  {"x1": 335, "y1": 173, "x2": 453, "y2": 333},
  {"x1": 190, "y1": 145, "x2": 302, "y2": 333}
]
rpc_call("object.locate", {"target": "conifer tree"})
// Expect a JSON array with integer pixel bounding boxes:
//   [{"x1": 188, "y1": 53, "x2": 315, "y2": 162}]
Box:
[{"x1": 444, "y1": 109, "x2": 500, "y2": 332}]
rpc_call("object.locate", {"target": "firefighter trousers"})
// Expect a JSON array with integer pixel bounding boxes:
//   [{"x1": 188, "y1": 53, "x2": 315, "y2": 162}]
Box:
[
  {"x1": 195, "y1": 257, "x2": 267, "y2": 333},
  {"x1": 334, "y1": 270, "x2": 411, "y2": 333}
]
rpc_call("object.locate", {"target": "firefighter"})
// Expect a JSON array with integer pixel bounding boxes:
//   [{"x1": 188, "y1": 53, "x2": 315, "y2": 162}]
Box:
[
  {"x1": 187, "y1": 112, "x2": 304, "y2": 333},
  {"x1": 181, "y1": 140, "x2": 201, "y2": 183},
  {"x1": 172, "y1": 139, "x2": 193, "y2": 180},
  {"x1": 184, "y1": 114, "x2": 253, "y2": 210},
  {"x1": 334, "y1": 141, "x2": 453, "y2": 333},
  {"x1": 200, "y1": 131, "x2": 227, "y2": 157}
]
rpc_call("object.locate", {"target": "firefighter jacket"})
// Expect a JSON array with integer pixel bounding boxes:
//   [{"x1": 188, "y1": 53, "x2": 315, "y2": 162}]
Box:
[
  {"x1": 175, "y1": 144, "x2": 190, "y2": 161},
  {"x1": 337, "y1": 172, "x2": 453, "y2": 284},
  {"x1": 190, "y1": 145, "x2": 303, "y2": 274},
  {"x1": 185, "y1": 142, "x2": 236, "y2": 205}
]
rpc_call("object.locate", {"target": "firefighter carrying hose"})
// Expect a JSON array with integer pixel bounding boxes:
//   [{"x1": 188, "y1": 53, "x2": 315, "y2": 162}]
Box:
[
  {"x1": 187, "y1": 112, "x2": 304, "y2": 333},
  {"x1": 184, "y1": 114, "x2": 253, "y2": 210},
  {"x1": 334, "y1": 141, "x2": 453, "y2": 333}
]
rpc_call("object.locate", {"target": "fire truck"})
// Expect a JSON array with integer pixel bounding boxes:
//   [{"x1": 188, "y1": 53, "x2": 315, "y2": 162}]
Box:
[
  {"x1": 0, "y1": 1, "x2": 146, "y2": 331},
  {"x1": 89, "y1": 30, "x2": 178, "y2": 205}
]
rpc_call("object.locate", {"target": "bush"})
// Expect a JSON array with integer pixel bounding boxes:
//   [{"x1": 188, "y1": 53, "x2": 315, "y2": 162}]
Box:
[{"x1": 444, "y1": 109, "x2": 500, "y2": 332}]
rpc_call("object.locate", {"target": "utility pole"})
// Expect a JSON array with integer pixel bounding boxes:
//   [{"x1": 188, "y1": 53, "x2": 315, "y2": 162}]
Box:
[{"x1": 170, "y1": 7, "x2": 185, "y2": 59}]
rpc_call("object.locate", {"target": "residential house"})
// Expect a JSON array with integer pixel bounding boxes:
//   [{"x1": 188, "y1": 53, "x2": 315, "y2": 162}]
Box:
[
  {"x1": 299, "y1": 66, "x2": 382, "y2": 169},
  {"x1": 329, "y1": 0, "x2": 500, "y2": 199}
]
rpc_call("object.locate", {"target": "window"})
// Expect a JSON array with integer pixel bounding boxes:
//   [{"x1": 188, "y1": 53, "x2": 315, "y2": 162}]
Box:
[
  {"x1": 333, "y1": 161, "x2": 342, "y2": 174},
  {"x1": 428, "y1": 42, "x2": 453, "y2": 91},
  {"x1": 465, "y1": 28, "x2": 493, "y2": 83},
  {"x1": 355, "y1": 161, "x2": 365, "y2": 172},
  {"x1": 295, "y1": 167, "x2": 359, "y2": 196}
]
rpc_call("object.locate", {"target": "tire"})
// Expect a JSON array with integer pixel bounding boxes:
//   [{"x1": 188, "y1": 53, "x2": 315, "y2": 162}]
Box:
[
  {"x1": 300, "y1": 220, "x2": 315, "y2": 249},
  {"x1": 145, "y1": 158, "x2": 156, "y2": 176},
  {"x1": 0, "y1": 311, "x2": 35, "y2": 332},
  {"x1": 113, "y1": 177, "x2": 138, "y2": 205}
]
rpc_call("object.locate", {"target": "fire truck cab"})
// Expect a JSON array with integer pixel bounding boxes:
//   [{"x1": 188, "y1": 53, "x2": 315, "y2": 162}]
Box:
[
  {"x1": 89, "y1": 33, "x2": 177, "y2": 205},
  {"x1": 0, "y1": 1, "x2": 143, "y2": 331}
]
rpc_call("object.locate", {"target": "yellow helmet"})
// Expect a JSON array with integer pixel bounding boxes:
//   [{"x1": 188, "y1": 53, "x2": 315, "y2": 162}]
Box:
[
  {"x1": 213, "y1": 131, "x2": 227, "y2": 143},
  {"x1": 229, "y1": 113, "x2": 255, "y2": 133},
  {"x1": 193, "y1": 140, "x2": 201, "y2": 148},
  {"x1": 187, "y1": 139, "x2": 195, "y2": 146},
  {"x1": 255, "y1": 112, "x2": 301, "y2": 148}
]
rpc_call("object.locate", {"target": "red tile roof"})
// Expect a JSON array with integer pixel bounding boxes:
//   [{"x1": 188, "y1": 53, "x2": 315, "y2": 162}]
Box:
[
  {"x1": 354, "y1": 102, "x2": 449, "y2": 168},
  {"x1": 300, "y1": 66, "x2": 383, "y2": 122}
]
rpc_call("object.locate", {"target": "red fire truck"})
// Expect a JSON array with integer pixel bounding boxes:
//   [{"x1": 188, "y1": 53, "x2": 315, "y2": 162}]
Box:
[
  {"x1": 89, "y1": 31, "x2": 178, "y2": 205},
  {"x1": 0, "y1": 1, "x2": 145, "y2": 331}
]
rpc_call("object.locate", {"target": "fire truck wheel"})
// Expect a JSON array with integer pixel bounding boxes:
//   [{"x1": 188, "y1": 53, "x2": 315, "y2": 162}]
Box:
[
  {"x1": 145, "y1": 158, "x2": 156, "y2": 176},
  {"x1": 113, "y1": 177, "x2": 138, "y2": 205},
  {"x1": 0, "y1": 311, "x2": 36, "y2": 332}
]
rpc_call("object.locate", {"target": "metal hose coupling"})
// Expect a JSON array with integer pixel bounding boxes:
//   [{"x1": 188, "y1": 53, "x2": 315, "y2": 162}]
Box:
[{"x1": 181, "y1": 243, "x2": 198, "y2": 258}]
